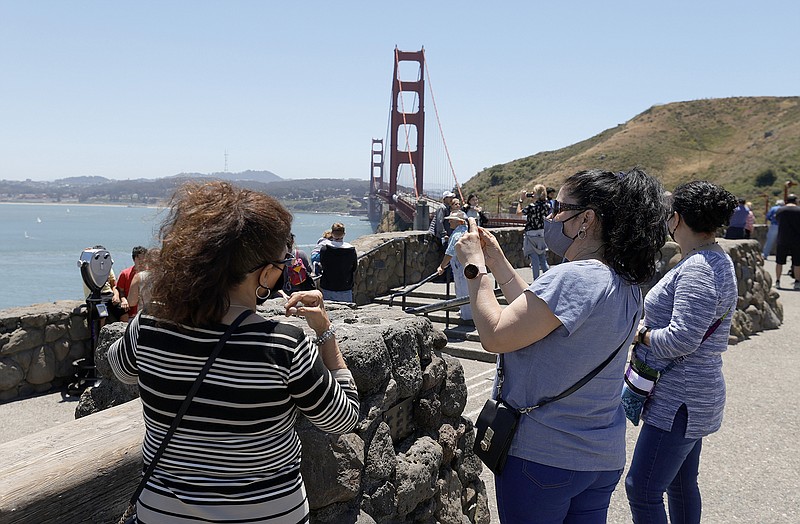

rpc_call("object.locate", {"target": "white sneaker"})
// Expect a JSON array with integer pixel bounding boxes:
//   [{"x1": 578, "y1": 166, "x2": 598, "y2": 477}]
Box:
[{"x1": 776, "y1": 279, "x2": 781, "y2": 289}]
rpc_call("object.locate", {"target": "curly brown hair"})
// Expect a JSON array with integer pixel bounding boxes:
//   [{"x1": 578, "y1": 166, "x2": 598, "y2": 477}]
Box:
[{"x1": 149, "y1": 181, "x2": 292, "y2": 326}]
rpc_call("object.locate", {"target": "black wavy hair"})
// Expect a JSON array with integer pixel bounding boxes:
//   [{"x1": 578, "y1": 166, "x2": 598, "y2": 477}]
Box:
[
  {"x1": 563, "y1": 168, "x2": 668, "y2": 285},
  {"x1": 670, "y1": 181, "x2": 737, "y2": 233}
]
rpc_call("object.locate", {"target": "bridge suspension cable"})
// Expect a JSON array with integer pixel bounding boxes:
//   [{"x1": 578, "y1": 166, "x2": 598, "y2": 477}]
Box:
[{"x1": 422, "y1": 49, "x2": 462, "y2": 202}]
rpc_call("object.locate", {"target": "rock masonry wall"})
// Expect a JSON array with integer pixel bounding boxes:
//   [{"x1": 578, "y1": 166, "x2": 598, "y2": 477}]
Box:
[
  {"x1": 0, "y1": 301, "x2": 89, "y2": 401},
  {"x1": 351, "y1": 228, "x2": 526, "y2": 305},
  {"x1": 0, "y1": 234, "x2": 782, "y2": 402},
  {"x1": 83, "y1": 302, "x2": 492, "y2": 524}
]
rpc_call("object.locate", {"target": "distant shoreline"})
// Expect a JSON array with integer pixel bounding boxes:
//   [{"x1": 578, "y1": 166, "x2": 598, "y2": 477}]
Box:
[
  {"x1": 0, "y1": 201, "x2": 163, "y2": 209},
  {"x1": 0, "y1": 200, "x2": 370, "y2": 216}
]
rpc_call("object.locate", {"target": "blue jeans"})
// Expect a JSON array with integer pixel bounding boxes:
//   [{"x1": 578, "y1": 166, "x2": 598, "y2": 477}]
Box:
[
  {"x1": 763, "y1": 223, "x2": 778, "y2": 258},
  {"x1": 625, "y1": 405, "x2": 703, "y2": 524},
  {"x1": 495, "y1": 456, "x2": 622, "y2": 523},
  {"x1": 321, "y1": 288, "x2": 353, "y2": 302},
  {"x1": 531, "y1": 251, "x2": 549, "y2": 279}
]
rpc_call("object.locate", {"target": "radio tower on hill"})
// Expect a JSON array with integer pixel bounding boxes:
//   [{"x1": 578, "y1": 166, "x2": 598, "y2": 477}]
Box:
[{"x1": 224, "y1": 150, "x2": 229, "y2": 173}]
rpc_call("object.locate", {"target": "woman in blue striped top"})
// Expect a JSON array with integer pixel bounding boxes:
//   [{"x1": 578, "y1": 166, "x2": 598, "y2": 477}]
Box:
[
  {"x1": 625, "y1": 181, "x2": 738, "y2": 524},
  {"x1": 108, "y1": 181, "x2": 359, "y2": 523}
]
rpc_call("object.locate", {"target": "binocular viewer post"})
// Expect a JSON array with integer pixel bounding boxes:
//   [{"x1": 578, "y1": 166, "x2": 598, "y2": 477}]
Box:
[{"x1": 66, "y1": 248, "x2": 114, "y2": 397}]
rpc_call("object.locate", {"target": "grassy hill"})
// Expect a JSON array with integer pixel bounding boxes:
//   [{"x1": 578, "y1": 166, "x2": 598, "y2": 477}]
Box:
[{"x1": 463, "y1": 97, "x2": 800, "y2": 218}]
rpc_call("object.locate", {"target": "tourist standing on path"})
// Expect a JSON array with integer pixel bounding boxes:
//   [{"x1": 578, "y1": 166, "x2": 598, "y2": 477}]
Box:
[
  {"x1": 775, "y1": 194, "x2": 800, "y2": 290},
  {"x1": 744, "y1": 201, "x2": 755, "y2": 239},
  {"x1": 116, "y1": 246, "x2": 147, "y2": 317},
  {"x1": 318, "y1": 222, "x2": 358, "y2": 302},
  {"x1": 546, "y1": 187, "x2": 556, "y2": 215},
  {"x1": 724, "y1": 198, "x2": 749, "y2": 239},
  {"x1": 763, "y1": 199, "x2": 784, "y2": 259},
  {"x1": 517, "y1": 184, "x2": 550, "y2": 280},
  {"x1": 429, "y1": 190, "x2": 457, "y2": 246},
  {"x1": 107, "y1": 181, "x2": 359, "y2": 523},
  {"x1": 456, "y1": 169, "x2": 667, "y2": 523},
  {"x1": 462, "y1": 193, "x2": 488, "y2": 227},
  {"x1": 625, "y1": 181, "x2": 738, "y2": 524},
  {"x1": 436, "y1": 210, "x2": 471, "y2": 322}
]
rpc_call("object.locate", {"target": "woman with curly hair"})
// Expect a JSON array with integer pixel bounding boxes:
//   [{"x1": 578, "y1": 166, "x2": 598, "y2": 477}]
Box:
[
  {"x1": 625, "y1": 181, "x2": 737, "y2": 524},
  {"x1": 108, "y1": 181, "x2": 359, "y2": 523},
  {"x1": 456, "y1": 169, "x2": 668, "y2": 523}
]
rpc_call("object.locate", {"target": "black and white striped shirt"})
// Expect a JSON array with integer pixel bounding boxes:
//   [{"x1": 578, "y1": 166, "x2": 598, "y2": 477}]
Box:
[{"x1": 108, "y1": 313, "x2": 359, "y2": 523}]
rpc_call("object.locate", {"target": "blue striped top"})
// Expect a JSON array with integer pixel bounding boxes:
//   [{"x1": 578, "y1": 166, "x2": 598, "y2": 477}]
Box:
[{"x1": 639, "y1": 249, "x2": 737, "y2": 438}]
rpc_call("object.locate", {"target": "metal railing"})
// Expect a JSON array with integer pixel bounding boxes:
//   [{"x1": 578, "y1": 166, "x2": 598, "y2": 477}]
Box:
[
  {"x1": 388, "y1": 270, "x2": 442, "y2": 308},
  {"x1": 396, "y1": 268, "x2": 505, "y2": 330}
]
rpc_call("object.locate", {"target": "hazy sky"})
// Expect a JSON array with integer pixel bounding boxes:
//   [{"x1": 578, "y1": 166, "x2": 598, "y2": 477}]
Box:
[{"x1": 2, "y1": 1, "x2": 798, "y2": 184}]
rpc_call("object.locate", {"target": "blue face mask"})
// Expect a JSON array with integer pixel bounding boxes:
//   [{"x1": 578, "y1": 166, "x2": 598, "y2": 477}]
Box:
[{"x1": 543, "y1": 212, "x2": 584, "y2": 258}]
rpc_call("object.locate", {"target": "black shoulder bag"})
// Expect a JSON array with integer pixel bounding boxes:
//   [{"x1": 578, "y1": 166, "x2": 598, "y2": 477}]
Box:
[
  {"x1": 119, "y1": 310, "x2": 251, "y2": 524},
  {"x1": 474, "y1": 311, "x2": 639, "y2": 475}
]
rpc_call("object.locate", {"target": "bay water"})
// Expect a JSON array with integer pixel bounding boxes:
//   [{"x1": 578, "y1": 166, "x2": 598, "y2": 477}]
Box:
[{"x1": 0, "y1": 203, "x2": 376, "y2": 310}]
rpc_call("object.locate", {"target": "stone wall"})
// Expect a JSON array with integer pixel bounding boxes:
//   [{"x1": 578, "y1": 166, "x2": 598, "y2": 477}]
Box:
[
  {"x1": 0, "y1": 233, "x2": 780, "y2": 402},
  {"x1": 350, "y1": 228, "x2": 525, "y2": 305},
  {"x1": 82, "y1": 301, "x2": 491, "y2": 524},
  {"x1": 0, "y1": 301, "x2": 90, "y2": 401}
]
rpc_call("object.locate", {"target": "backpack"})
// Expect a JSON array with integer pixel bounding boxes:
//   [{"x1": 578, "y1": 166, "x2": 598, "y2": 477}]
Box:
[{"x1": 287, "y1": 250, "x2": 309, "y2": 287}]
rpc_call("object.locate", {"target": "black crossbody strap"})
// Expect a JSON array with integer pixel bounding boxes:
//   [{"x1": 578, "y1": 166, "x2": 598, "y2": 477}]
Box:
[
  {"x1": 500, "y1": 290, "x2": 641, "y2": 414},
  {"x1": 530, "y1": 310, "x2": 637, "y2": 411},
  {"x1": 129, "y1": 310, "x2": 252, "y2": 505}
]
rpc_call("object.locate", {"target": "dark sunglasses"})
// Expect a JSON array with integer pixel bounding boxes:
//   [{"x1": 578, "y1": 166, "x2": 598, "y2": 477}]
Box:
[
  {"x1": 551, "y1": 200, "x2": 588, "y2": 215},
  {"x1": 248, "y1": 253, "x2": 295, "y2": 273}
]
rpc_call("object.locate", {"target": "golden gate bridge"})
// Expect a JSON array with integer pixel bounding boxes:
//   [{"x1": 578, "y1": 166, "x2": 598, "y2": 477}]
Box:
[{"x1": 368, "y1": 47, "x2": 523, "y2": 230}]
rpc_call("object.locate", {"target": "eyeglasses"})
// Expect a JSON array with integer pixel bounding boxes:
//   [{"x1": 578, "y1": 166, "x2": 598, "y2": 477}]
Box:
[
  {"x1": 272, "y1": 253, "x2": 295, "y2": 266},
  {"x1": 248, "y1": 253, "x2": 295, "y2": 273},
  {"x1": 551, "y1": 200, "x2": 587, "y2": 216}
]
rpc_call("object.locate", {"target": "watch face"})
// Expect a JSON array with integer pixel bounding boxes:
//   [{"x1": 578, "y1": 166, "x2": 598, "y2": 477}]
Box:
[
  {"x1": 464, "y1": 264, "x2": 479, "y2": 279},
  {"x1": 464, "y1": 264, "x2": 476, "y2": 279}
]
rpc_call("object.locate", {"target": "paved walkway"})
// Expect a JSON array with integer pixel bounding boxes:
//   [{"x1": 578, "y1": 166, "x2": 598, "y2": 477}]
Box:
[
  {"x1": 2, "y1": 280, "x2": 798, "y2": 523},
  {"x1": 463, "y1": 280, "x2": 800, "y2": 523}
]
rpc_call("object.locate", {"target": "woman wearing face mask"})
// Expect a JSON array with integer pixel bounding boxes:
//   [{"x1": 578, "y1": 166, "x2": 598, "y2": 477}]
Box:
[
  {"x1": 625, "y1": 181, "x2": 737, "y2": 524},
  {"x1": 456, "y1": 169, "x2": 667, "y2": 523},
  {"x1": 108, "y1": 181, "x2": 359, "y2": 523}
]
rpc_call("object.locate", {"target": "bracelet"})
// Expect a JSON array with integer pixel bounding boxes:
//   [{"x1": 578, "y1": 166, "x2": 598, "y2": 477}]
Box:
[
  {"x1": 314, "y1": 324, "x2": 336, "y2": 346},
  {"x1": 498, "y1": 274, "x2": 515, "y2": 286}
]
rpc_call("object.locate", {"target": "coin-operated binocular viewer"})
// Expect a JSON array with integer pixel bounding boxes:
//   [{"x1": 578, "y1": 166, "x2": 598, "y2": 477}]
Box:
[{"x1": 67, "y1": 248, "x2": 114, "y2": 396}]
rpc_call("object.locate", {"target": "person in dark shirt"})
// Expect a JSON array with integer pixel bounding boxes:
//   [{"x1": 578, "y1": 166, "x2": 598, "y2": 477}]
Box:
[
  {"x1": 775, "y1": 194, "x2": 800, "y2": 290},
  {"x1": 318, "y1": 222, "x2": 358, "y2": 302},
  {"x1": 517, "y1": 184, "x2": 550, "y2": 279}
]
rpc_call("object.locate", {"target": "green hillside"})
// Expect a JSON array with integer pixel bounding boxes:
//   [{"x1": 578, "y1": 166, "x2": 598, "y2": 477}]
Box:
[{"x1": 463, "y1": 96, "x2": 800, "y2": 219}]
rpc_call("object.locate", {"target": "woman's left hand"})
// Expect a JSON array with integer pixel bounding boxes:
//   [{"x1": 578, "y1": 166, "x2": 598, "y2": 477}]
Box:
[
  {"x1": 455, "y1": 217, "x2": 485, "y2": 266},
  {"x1": 284, "y1": 290, "x2": 331, "y2": 334}
]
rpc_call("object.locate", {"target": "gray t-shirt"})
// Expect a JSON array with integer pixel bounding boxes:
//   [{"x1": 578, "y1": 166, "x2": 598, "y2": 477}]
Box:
[{"x1": 501, "y1": 260, "x2": 641, "y2": 471}]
